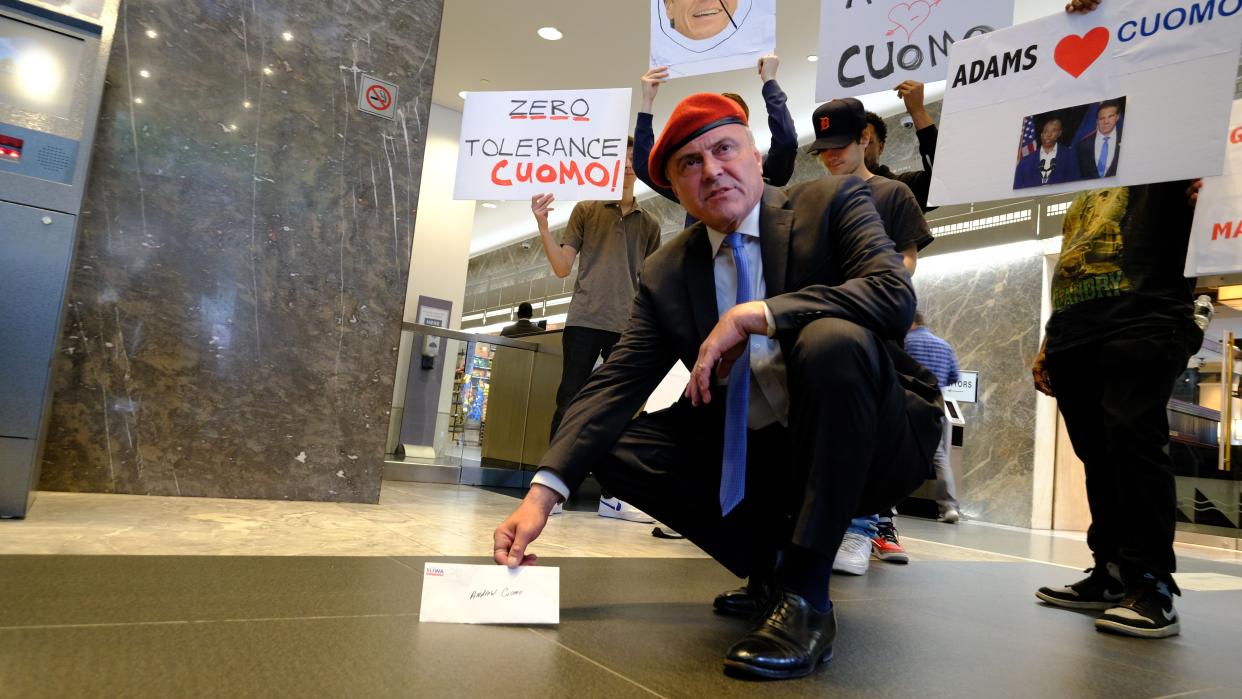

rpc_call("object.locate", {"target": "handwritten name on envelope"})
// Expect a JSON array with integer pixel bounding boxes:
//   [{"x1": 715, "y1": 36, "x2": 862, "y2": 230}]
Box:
[{"x1": 418, "y1": 563, "x2": 559, "y2": 625}]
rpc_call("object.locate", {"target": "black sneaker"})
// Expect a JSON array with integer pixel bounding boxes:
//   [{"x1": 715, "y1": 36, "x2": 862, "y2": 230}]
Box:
[
  {"x1": 1036, "y1": 563, "x2": 1124, "y2": 610},
  {"x1": 1095, "y1": 573, "x2": 1181, "y2": 639}
]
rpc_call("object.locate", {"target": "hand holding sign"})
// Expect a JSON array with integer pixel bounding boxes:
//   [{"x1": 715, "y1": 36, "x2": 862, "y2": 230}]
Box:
[
  {"x1": 530, "y1": 193, "x2": 555, "y2": 225},
  {"x1": 641, "y1": 66, "x2": 669, "y2": 112},
  {"x1": 1065, "y1": 0, "x2": 1103, "y2": 14}
]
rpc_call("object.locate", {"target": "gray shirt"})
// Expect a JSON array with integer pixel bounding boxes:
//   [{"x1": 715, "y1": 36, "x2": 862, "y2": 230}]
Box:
[{"x1": 562, "y1": 200, "x2": 661, "y2": 334}]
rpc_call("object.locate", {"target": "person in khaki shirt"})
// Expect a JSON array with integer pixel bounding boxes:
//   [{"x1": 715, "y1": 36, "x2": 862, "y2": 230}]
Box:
[{"x1": 530, "y1": 137, "x2": 661, "y2": 521}]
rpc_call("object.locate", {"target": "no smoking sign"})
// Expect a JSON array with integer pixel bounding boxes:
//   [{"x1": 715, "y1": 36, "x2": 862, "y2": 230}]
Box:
[{"x1": 358, "y1": 74, "x2": 398, "y2": 120}]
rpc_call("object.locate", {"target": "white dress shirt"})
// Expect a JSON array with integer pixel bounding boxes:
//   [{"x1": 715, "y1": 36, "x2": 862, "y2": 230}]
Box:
[{"x1": 532, "y1": 202, "x2": 788, "y2": 502}]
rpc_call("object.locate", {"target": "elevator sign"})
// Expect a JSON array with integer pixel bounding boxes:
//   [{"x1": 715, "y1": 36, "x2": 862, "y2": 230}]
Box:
[
  {"x1": 358, "y1": 74, "x2": 398, "y2": 120},
  {"x1": 944, "y1": 371, "x2": 979, "y2": 404}
]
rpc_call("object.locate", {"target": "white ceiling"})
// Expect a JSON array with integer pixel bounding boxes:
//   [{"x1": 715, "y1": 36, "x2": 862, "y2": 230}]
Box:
[{"x1": 431, "y1": 0, "x2": 1073, "y2": 256}]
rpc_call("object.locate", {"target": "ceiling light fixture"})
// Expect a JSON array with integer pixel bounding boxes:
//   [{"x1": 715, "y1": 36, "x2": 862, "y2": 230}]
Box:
[
  {"x1": 138, "y1": 69, "x2": 151, "y2": 78},
  {"x1": 133, "y1": 97, "x2": 144, "y2": 104},
  {"x1": 537, "y1": 27, "x2": 563, "y2": 41},
  {"x1": 262, "y1": 67, "x2": 273, "y2": 76},
  {"x1": 481, "y1": 202, "x2": 497, "y2": 209},
  {"x1": 807, "y1": 55, "x2": 819, "y2": 62},
  {"x1": 281, "y1": 31, "x2": 294, "y2": 42},
  {"x1": 145, "y1": 29, "x2": 158, "y2": 39}
]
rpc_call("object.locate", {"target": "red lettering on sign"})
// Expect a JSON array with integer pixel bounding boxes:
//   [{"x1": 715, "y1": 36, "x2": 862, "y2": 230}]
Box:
[
  {"x1": 491, "y1": 160, "x2": 513, "y2": 186},
  {"x1": 584, "y1": 162, "x2": 610, "y2": 187},
  {"x1": 1231, "y1": 126, "x2": 1242, "y2": 145},
  {"x1": 488, "y1": 160, "x2": 622, "y2": 189},
  {"x1": 1213, "y1": 220, "x2": 1237, "y2": 240},
  {"x1": 558, "y1": 161, "x2": 584, "y2": 184},
  {"x1": 1054, "y1": 27, "x2": 1109, "y2": 78}
]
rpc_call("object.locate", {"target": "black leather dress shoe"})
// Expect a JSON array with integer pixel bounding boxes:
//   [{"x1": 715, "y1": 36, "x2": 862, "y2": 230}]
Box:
[
  {"x1": 723, "y1": 591, "x2": 836, "y2": 680},
  {"x1": 713, "y1": 579, "x2": 773, "y2": 618}
]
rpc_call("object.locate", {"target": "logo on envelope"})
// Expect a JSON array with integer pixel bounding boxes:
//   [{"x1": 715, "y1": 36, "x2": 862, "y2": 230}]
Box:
[{"x1": 426, "y1": 567, "x2": 445, "y2": 577}]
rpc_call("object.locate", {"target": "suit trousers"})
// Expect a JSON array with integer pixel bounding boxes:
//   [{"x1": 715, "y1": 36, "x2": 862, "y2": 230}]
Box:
[
  {"x1": 592, "y1": 318, "x2": 926, "y2": 578},
  {"x1": 1044, "y1": 327, "x2": 1199, "y2": 584}
]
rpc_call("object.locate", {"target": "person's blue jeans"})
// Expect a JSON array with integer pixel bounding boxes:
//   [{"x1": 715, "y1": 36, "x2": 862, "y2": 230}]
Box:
[{"x1": 847, "y1": 514, "x2": 879, "y2": 538}]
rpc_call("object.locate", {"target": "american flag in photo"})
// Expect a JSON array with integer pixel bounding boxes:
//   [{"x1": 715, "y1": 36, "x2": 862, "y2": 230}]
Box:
[{"x1": 1018, "y1": 115, "x2": 1037, "y2": 160}]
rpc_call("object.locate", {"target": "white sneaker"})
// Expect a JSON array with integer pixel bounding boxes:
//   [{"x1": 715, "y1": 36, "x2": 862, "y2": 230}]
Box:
[
  {"x1": 833, "y1": 531, "x2": 872, "y2": 575},
  {"x1": 597, "y1": 496, "x2": 655, "y2": 523},
  {"x1": 549, "y1": 501, "x2": 563, "y2": 515}
]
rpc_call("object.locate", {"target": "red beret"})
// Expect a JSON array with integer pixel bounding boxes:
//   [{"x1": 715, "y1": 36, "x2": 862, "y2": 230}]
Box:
[{"x1": 648, "y1": 93, "x2": 749, "y2": 188}]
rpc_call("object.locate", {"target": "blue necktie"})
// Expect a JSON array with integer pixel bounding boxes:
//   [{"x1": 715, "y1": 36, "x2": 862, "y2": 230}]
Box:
[
  {"x1": 1097, "y1": 136, "x2": 1110, "y2": 177},
  {"x1": 720, "y1": 233, "x2": 751, "y2": 516}
]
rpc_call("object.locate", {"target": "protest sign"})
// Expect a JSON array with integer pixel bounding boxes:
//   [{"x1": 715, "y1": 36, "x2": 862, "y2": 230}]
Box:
[
  {"x1": 815, "y1": 0, "x2": 1013, "y2": 100},
  {"x1": 453, "y1": 88, "x2": 632, "y2": 201},
  {"x1": 651, "y1": 0, "x2": 776, "y2": 78},
  {"x1": 1187, "y1": 100, "x2": 1242, "y2": 277},
  {"x1": 928, "y1": 0, "x2": 1242, "y2": 207}
]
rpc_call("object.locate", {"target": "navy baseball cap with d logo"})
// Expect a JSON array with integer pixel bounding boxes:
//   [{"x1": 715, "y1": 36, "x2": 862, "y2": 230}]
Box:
[{"x1": 807, "y1": 98, "x2": 867, "y2": 153}]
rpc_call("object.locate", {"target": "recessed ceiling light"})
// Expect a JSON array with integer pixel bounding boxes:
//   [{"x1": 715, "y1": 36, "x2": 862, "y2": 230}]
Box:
[
  {"x1": 281, "y1": 31, "x2": 294, "y2": 42},
  {"x1": 481, "y1": 202, "x2": 497, "y2": 209},
  {"x1": 133, "y1": 97, "x2": 144, "y2": 104},
  {"x1": 807, "y1": 55, "x2": 819, "y2": 62},
  {"x1": 262, "y1": 67, "x2": 273, "y2": 76},
  {"x1": 480, "y1": 78, "x2": 491, "y2": 86},
  {"x1": 228, "y1": 123, "x2": 238, "y2": 132},
  {"x1": 243, "y1": 101, "x2": 252, "y2": 109},
  {"x1": 138, "y1": 69, "x2": 151, "y2": 78},
  {"x1": 458, "y1": 90, "x2": 468, "y2": 100},
  {"x1": 537, "y1": 27, "x2": 563, "y2": 41},
  {"x1": 145, "y1": 29, "x2": 158, "y2": 39}
]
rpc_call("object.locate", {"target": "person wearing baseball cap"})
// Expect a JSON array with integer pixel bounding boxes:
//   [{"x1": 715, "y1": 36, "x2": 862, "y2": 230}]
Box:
[
  {"x1": 809, "y1": 98, "x2": 936, "y2": 574},
  {"x1": 493, "y1": 92, "x2": 942, "y2": 680}
]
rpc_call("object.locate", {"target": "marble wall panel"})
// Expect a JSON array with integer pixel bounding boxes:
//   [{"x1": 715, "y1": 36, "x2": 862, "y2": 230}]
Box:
[
  {"x1": 40, "y1": 0, "x2": 444, "y2": 503},
  {"x1": 913, "y1": 249, "x2": 1044, "y2": 527}
]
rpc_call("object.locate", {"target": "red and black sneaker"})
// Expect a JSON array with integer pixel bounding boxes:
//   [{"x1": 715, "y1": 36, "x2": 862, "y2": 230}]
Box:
[{"x1": 871, "y1": 520, "x2": 909, "y2": 564}]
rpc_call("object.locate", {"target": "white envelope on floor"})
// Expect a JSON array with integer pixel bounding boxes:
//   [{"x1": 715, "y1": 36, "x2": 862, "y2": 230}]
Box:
[{"x1": 418, "y1": 563, "x2": 559, "y2": 625}]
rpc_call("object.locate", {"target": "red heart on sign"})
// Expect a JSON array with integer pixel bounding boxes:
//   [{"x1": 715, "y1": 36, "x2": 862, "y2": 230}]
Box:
[
  {"x1": 887, "y1": 1, "x2": 933, "y2": 43},
  {"x1": 1054, "y1": 27, "x2": 1109, "y2": 78}
]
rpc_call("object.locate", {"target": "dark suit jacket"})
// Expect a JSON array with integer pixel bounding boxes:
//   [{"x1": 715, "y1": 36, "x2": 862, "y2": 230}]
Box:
[
  {"x1": 1076, "y1": 129, "x2": 1122, "y2": 180},
  {"x1": 1014, "y1": 144, "x2": 1078, "y2": 188},
  {"x1": 499, "y1": 319, "x2": 543, "y2": 338},
  {"x1": 539, "y1": 176, "x2": 941, "y2": 491}
]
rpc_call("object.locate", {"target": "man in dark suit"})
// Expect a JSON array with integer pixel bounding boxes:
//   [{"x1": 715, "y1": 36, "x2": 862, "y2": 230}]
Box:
[
  {"x1": 1015, "y1": 117, "x2": 1080, "y2": 188},
  {"x1": 499, "y1": 302, "x2": 544, "y2": 338},
  {"x1": 492, "y1": 94, "x2": 941, "y2": 680},
  {"x1": 1076, "y1": 99, "x2": 1124, "y2": 180}
]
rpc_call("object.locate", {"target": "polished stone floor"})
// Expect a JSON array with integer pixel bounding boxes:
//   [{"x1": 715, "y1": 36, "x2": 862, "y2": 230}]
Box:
[{"x1": 3, "y1": 483, "x2": 1242, "y2": 697}]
